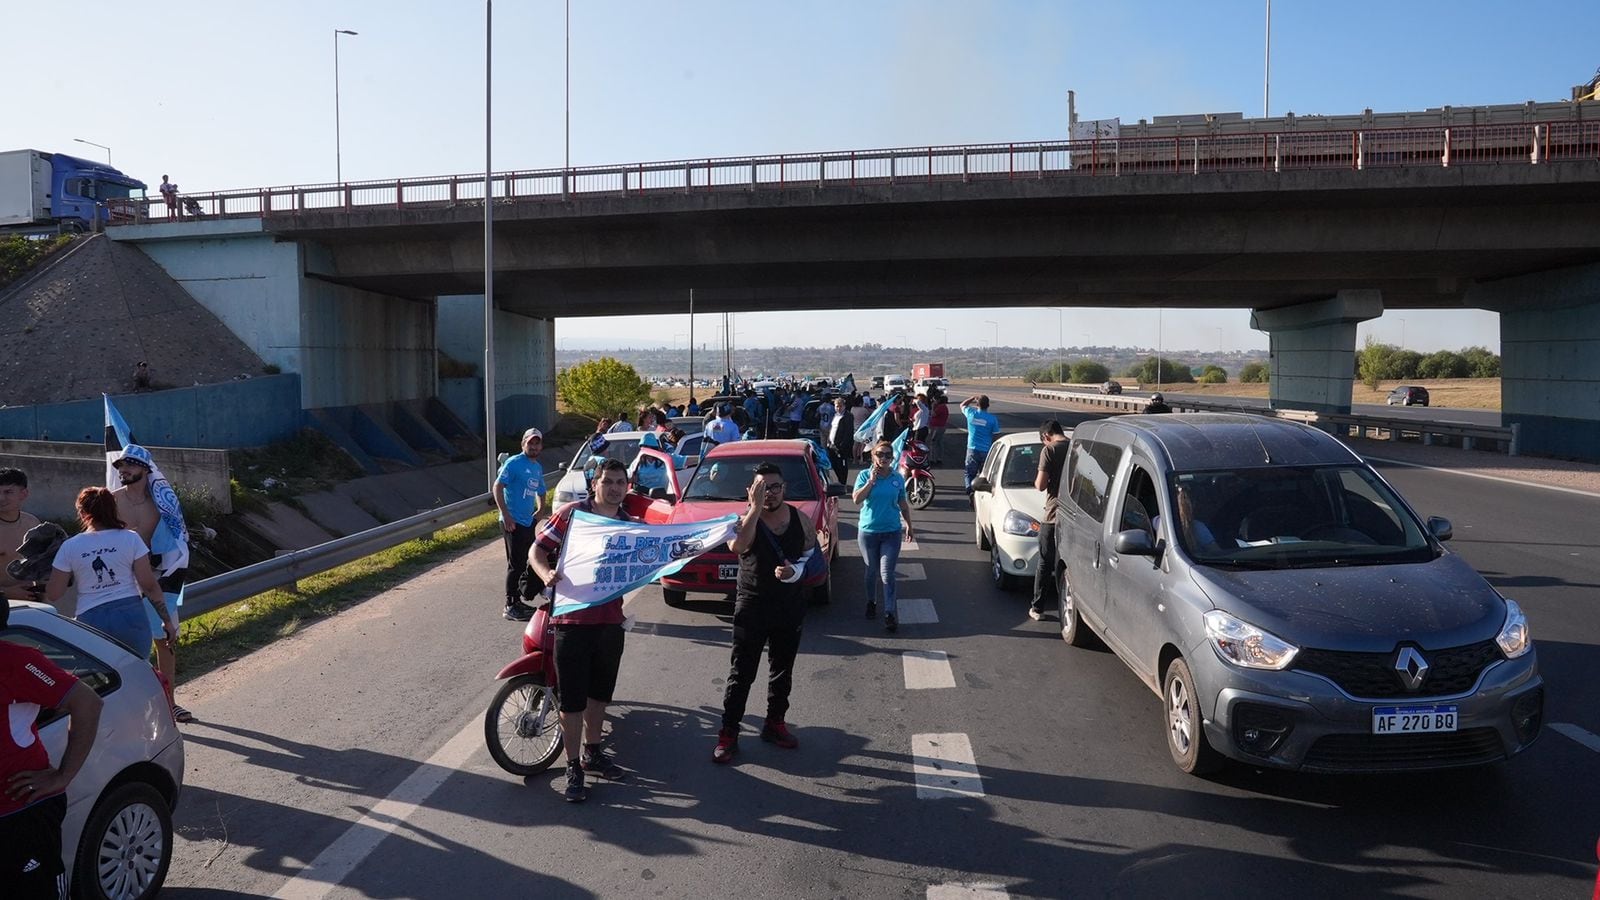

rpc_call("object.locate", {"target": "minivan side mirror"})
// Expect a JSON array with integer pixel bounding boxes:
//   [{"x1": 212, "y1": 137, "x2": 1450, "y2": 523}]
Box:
[
  {"x1": 1427, "y1": 516, "x2": 1453, "y2": 541},
  {"x1": 1113, "y1": 529, "x2": 1158, "y2": 557},
  {"x1": 971, "y1": 477, "x2": 993, "y2": 493}
]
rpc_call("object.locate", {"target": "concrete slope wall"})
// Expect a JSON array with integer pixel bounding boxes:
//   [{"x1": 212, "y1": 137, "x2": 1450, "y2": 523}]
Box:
[
  {"x1": 0, "y1": 439, "x2": 231, "y2": 522},
  {"x1": 0, "y1": 375, "x2": 302, "y2": 447}
]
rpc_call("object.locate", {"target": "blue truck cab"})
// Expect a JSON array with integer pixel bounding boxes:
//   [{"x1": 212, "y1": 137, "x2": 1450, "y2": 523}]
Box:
[{"x1": 0, "y1": 149, "x2": 148, "y2": 232}]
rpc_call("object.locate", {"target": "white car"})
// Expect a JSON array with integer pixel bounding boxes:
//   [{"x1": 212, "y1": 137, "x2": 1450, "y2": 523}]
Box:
[
  {"x1": 6, "y1": 601, "x2": 185, "y2": 900},
  {"x1": 552, "y1": 430, "x2": 704, "y2": 505},
  {"x1": 970, "y1": 432, "x2": 1050, "y2": 591}
]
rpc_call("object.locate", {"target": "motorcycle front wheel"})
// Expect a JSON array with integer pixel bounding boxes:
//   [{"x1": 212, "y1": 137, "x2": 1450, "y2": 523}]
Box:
[
  {"x1": 907, "y1": 473, "x2": 936, "y2": 510},
  {"x1": 484, "y1": 674, "x2": 564, "y2": 776}
]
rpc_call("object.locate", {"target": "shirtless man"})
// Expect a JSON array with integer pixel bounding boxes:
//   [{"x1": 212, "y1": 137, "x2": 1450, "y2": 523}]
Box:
[
  {"x1": 111, "y1": 446, "x2": 191, "y2": 722},
  {"x1": 0, "y1": 469, "x2": 42, "y2": 602}
]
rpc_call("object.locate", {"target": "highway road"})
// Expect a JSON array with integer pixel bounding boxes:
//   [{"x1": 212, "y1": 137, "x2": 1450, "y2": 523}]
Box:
[{"x1": 162, "y1": 397, "x2": 1599, "y2": 899}]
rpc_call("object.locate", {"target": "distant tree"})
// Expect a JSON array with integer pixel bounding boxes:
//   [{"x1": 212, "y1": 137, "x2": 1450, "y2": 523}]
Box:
[
  {"x1": 1198, "y1": 365, "x2": 1228, "y2": 384},
  {"x1": 1069, "y1": 360, "x2": 1110, "y2": 384},
  {"x1": 1128, "y1": 356, "x2": 1195, "y2": 385},
  {"x1": 1358, "y1": 337, "x2": 1395, "y2": 389},
  {"x1": 1389, "y1": 350, "x2": 1424, "y2": 381},
  {"x1": 1461, "y1": 345, "x2": 1501, "y2": 378},
  {"x1": 1239, "y1": 362, "x2": 1270, "y2": 383},
  {"x1": 1416, "y1": 350, "x2": 1470, "y2": 379},
  {"x1": 1021, "y1": 365, "x2": 1057, "y2": 384},
  {"x1": 556, "y1": 357, "x2": 651, "y2": 421}
]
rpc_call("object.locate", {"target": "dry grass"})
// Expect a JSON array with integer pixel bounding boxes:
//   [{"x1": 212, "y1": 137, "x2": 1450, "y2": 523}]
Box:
[{"x1": 957, "y1": 378, "x2": 1502, "y2": 410}]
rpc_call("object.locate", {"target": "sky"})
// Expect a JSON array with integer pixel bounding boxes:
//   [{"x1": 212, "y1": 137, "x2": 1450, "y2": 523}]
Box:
[{"x1": 12, "y1": 0, "x2": 1593, "y2": 353}]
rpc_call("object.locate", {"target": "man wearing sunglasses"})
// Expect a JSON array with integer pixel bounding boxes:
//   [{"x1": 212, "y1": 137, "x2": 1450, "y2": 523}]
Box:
[{"x1": 712, "y1": 463, "x2": 817, "y2": 764}]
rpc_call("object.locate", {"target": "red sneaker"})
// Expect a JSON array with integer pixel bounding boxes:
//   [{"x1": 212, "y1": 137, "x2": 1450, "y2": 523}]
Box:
[
  {"x1": 712, "y1": 727, "x2": 739, "y2": 764},
  {"x1": 760, "y1": 719, "x2": 799, "y2": 749}
]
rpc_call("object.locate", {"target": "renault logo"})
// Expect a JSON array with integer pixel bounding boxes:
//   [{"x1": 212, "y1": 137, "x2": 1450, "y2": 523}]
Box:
[{"x1": 1394, "y1": 646, "x2": 1430, "y2": 691}]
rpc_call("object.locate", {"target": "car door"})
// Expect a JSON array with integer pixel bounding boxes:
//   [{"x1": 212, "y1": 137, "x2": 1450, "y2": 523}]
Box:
[
  {"x1": 1100, "y1": 455, "x2": 1171, "y2": 686},
  {"x1": 974, "y1": 437, "x2": 1007, "y2": 540},
  {"x1": 1059, "y1": 437, "x2": 1124, "y2": 632},
  {"x1": 624, "y1": 447, "x2": 681, "y2": 522}
]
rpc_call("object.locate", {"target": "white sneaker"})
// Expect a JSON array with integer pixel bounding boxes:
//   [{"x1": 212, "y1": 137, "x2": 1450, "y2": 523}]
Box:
[{"x1": 1027, "y1": 608, "x2": 1044, "y2": 621}]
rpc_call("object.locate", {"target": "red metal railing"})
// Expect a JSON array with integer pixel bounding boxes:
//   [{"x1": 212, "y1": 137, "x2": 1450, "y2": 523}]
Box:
[{"x1": 106, "y1": 120, "x2": 1600, "y2": 225}]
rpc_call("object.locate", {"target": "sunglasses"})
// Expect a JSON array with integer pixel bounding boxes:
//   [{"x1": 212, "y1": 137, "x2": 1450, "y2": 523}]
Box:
[
  {"x1": 872, "y1": 452, "x2": 894, "y2": 459},
  {"x1": 762, "y1": 483, "x2": 786, "y2": 493}
]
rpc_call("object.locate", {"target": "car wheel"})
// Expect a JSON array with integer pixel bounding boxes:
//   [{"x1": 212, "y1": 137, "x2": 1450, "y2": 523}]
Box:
[
  {"x1": 975, "y1": 518, "x2": 991, "y2": 551},
  {"x1": 990, "y1": 542, "x2": 1019, "y2": 591},
  {"x1": 1056, "y1": 567, "x2": 1095, "y2": 647},
  {"x1": 661, "y1": 588, "x2": 687, "y2": 607},
  {"x1": 74, "y1": 781, "x2": 173, "y2": 900},
  {"x1": 484, "y1": 674, "x2": 564, "y2": 777},
  {"x1": 1163, "y1": 657, "x2": 1223, "y2": 776}
]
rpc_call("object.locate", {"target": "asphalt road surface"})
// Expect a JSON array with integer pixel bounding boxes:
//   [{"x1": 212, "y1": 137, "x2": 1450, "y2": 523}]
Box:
[{"x1": 163, "y1": 397, "x2": 1599, "y2": 899}]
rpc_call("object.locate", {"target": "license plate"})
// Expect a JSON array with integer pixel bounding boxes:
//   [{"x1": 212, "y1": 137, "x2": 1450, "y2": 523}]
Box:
[
  {"x1": 717, "y1": 564, "x2": 738, "y2": 581},
  {"x1": 1372, "y1": 705, "x2": 1458, "y2": 735}
]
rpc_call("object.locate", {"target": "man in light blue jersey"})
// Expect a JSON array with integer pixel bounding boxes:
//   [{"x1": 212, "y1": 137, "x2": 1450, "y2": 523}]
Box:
[{"x1": 959, "y1": 394, "x2": 1001, "y2": 497}]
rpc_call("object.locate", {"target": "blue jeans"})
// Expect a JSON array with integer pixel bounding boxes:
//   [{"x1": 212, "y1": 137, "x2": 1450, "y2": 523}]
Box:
[
  {"x1": 858, "y1": 529, "x2": 902, "y2": 615},
  {"x1": 78, "y1": 594, "x2": 153, "y2": 656},
  {"x1": 964, "y1": 448, "x2": 989, "y2": 492}
]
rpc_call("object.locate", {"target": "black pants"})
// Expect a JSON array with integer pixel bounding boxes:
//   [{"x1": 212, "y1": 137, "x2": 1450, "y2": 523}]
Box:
[
  {"x1": 1031, "y1": 519, "x2": 1058, "y2": 613},
  {"x1": 502, "y1": 523, "x2": 544, "y2": 605},
  {"x1": 0, "y1": 793, "x2": 65, "y2": 899},
  {"x1": 721, "y1": 601, "x2": 804, "y2": 729},
  {"x1": 830, "y1": 443, "x2": 849, "y2": 484}
]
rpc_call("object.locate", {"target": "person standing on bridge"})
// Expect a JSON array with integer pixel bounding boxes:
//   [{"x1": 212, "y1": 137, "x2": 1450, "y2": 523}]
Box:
[
  {"x1": 159, "y1": 175, "x2": 178, "y2": 221},
  {"x1": 960, "y1": 394, "x2": 1002, "y2": 497},
  {"x1": 493, "y1": 428, "x2": 547, "y2": 622}
]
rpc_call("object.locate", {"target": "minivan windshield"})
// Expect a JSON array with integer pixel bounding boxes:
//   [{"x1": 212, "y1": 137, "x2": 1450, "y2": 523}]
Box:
[{"x1": 1168, "y1": 465, "x2": 1436, "y2": 568}]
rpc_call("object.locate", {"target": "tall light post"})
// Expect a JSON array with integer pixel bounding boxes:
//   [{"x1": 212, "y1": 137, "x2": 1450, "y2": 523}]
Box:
[
  {"x1": 1397, "y1": 317, "x2": 1407, "y2": 349},
  {"x1": 936, "y1": 327, "x2": 948, "y2": 349},
  {"x1": 1263, "y1": 1, "x2": 1272, "y2": 118},
  {"x1": 481, "y1": 6, "x2": 495, "y2": 489},
  {"x1": 984, "y1": 320, "x2": 999, "y2": 379},
  {"x1": 334, "y1": 28, "x2": 358, "y2": 185},
  {"x1": 1047, "y1": 307, "x2": 1064, "y2": 383},
  {"x1": 688, "y1": 289, "x2": 695, "y2": 391},
  {"x1": 73, "y1": 138, "x2": 111, "y2": 164}
]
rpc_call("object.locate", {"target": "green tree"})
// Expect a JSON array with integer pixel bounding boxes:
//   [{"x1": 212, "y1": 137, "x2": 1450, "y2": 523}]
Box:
[
  {"x1": 1416, "y1": 350, "x2": 1469, "y2": 379},
  {"x1": 555, "y1": 357, "x2": 651, "y2": 421},
  {"x1": 1069, "y1": 360, "x2": 1110, "y2": 384},
  {"x1": 1021, "y1": 365, "x2": 1056, "y2": 384},
  {"x1": 1239, "y1": 362, "x2": 1269, "y2": 383},
  {"x1": 1358, "y1": 337, "x2": 1395, "y2": 389},
  {"x1": 1198, "y1": 365, "x2": 1227, "y2": 384},
  {"x1": 1128, "y1": 356, "x2": 1195, "y2": 385},
  {"x1": 1390, "y1": 350, "x2": 1424, "y2": 381},
  {"x1": 1461, "y1": 346, "x2": 1501, "y2": 378}
]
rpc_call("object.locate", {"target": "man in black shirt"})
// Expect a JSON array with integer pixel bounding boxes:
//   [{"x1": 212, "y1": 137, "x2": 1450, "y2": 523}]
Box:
[
  {"x1": 1030, "y1": 420, "x2": 1070, "y2": 621},
  {"x1": 712, "y1": 462, "x2": 817, "y2": 764}
]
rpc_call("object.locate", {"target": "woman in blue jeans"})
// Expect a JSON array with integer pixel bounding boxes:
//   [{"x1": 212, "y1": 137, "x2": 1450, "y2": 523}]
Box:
[{"x1": 852, "y1": 440, "x2": 915, "y2": 632}]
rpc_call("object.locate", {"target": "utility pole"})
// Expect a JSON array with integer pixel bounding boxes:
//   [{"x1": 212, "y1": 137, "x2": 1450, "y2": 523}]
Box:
[
  {"x1": 688, "y1": 289, "x2": 695, "y2": 391},
  {"x1": 481, "y1": 3, "x2": 496, "y2": 489}
]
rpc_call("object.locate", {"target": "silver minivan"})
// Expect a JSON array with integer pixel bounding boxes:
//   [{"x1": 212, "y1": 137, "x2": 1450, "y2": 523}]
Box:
[{"x1": 1052, "y1": 414, "x2": 1543, "y2": 775}]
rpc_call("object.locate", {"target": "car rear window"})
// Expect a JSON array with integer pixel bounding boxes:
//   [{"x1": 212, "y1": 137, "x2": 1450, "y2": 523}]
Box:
[
  {"x1": 1, "y1": 624, "x2": 122, "y2": 726},
  {"x1": 685, "y1": 454, "x2": 817, "y2": 501}
]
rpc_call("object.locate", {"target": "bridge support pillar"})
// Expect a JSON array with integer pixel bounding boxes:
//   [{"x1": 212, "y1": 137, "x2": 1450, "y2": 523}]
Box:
[
  {"x1": 1250, "y1": 290, "x2": 1384, "y2": 415},
  {"x1": 437, "y1": 295, "x2": 556, "y2": 437},
  {"x1": 1467, "y1": 263, "x2": 1600, "y2": 460}
]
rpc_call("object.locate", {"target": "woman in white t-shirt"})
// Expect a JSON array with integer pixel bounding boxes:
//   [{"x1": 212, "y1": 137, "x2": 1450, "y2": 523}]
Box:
[{"x1": 45, "y1": 487, "x2": 175, "y2": 654}]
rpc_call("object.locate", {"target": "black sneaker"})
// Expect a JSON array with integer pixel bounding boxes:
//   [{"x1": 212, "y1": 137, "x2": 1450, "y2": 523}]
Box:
[
  {"x1": 563, "y1": 760, "x2": 588, "y2": 803},
  {"x1": 503, "y1": 601, "x2": 534, "y2": 622},
  {"x1": 885, "y1": 612, "x2": 898, "y2": 633},
  {"x1": 581, "y1": 744, "x2": 627, "y2": 781},
  {"x1": 864, "y1": 601, "x2": 877, "y2": 619}
]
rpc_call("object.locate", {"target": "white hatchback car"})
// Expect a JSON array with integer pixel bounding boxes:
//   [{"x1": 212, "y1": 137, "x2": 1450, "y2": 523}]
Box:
[
  {"x1": 552, "y1": 430, "x2": 704, "y2": 505},
  {"x1": 5, "y1": 601, "x2": 184, "y2": 900},
  {"x1": 970, "y1": 433, "x2": 1049, "y2": 591}
]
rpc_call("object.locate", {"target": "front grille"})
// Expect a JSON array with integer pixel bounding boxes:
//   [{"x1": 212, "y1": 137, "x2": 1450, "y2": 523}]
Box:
[
  {"x1": 1293, "y1": 640, "x2": 1503, "y2": 698},
  {"x1": 1302, "y1": 728, "x2": 1505, "y2": 772}
]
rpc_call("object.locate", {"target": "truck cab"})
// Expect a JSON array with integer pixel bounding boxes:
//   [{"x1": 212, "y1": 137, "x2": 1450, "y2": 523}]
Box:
[{"x1": 51, "y1": 154, "x2": 147, "y2": 229}]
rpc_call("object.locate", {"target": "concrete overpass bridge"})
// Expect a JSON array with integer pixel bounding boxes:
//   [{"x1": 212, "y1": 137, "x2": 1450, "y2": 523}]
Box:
[{"x1": 110, "y1": 121, "x2": 1600, "y2": 458}]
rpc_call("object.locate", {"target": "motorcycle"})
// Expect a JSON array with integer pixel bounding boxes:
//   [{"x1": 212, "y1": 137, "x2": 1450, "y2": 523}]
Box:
[
  {"x1": 484, "y1": 605, "x2": 565, "y2": 776},
  {"x1": 899, "y1": 435, "x2": 936, "y2": 509}
]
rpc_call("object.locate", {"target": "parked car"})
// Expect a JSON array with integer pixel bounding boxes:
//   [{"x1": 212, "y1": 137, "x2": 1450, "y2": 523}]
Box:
[
  {"x1": 970, "y1": 432, "x2": 1049, "y2": 591},
  {"x1": 1386, "y1": 385, "x2": 1430, "y2": 406},
  {"x1": 1051, "y1": 413, "x2": 1542, "y2": 775},
  {"x1": 639, "y1": 440, "x2": 848, "y2": 605},
  {"x1": 5, "y1": 601, "x2": 185, "y2": 899},
  {"x1": 1100, "y1": 381, "x2": 1123, "y2": 395},
  {"x1": 552, "y1": 430, "x2": 703, "y2": 505}
]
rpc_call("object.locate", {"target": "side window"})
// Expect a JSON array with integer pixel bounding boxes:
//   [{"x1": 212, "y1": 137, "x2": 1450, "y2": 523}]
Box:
[
  {"x1": 1066, "y1": 439, "x2": 1123, "y2": 523},
  {"x1": 1336, "y1": 469, "x2": 1407, "y2": 544},
  {"x1": 0, "y1": 626, "x2": 121, "y2": 726},
  {"x1": 1118, "y1": 465, "x2": 1162, "y2": 538}
]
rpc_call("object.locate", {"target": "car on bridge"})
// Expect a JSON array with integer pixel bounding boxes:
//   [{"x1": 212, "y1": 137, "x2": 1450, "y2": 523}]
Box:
[
  {"x1": 1051, "y1": 413, "x2": 1542, "y2": 775},
  {"x1": 1386, "y1": 385, "x2": 1430, "y2": 407},
  {"x1": 6, "y1": 601, "x2": 185, "y2": 900},
  {"x1": 970, "y1": 432, "x2": 1049, "y2": 591}
]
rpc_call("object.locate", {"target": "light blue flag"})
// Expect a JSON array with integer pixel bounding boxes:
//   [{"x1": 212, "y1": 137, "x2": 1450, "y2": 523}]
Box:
[
  {"x1": 104, "y1": 395, "x2": 190, "y2": 575},
  {"x1": 550, "y1": 510, "x2": 740, "y2": 617},
  {"x1": 854, "y1": 400, "x2": 890, "y2": 444}
]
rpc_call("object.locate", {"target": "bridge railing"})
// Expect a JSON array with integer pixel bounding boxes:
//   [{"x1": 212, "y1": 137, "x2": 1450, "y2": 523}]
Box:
[{"x1": 105, "y1": 120, "x2": 1600, "y2": 224}]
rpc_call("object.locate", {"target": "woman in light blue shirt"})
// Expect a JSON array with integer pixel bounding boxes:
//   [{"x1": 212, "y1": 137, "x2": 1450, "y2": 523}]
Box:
[{"x1": 852, "y1": 440, "x2": 915, "y2": 632}]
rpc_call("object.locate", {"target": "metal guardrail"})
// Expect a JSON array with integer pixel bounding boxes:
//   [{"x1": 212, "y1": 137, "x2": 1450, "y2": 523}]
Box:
[
  {"x1": 106, "y1": 119, "x2": 1600, "y2": 225},
  {"x1": 1030, "y1": 389, "x2": 1519, "y2": 455},
  {"x1": 182, "y1": 493, "x2": 493, "y2": 620}
]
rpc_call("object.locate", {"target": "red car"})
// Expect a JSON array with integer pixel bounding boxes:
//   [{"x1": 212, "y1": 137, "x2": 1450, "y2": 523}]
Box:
[{"x1": 627, "y1": 440, "x2": 847, "y2": 605}]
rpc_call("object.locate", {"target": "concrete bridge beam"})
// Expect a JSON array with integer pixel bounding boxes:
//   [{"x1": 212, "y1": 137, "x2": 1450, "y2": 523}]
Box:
[
  {"x1": 1251, "y1": 290, "x2": 1384, "y2": 415},
  {"x1": 436, "y1": 295, "x2": 556, "y2": 437},
  {"x1": 1467, "y1": 263, "x2": 1600, "y2": 458}
]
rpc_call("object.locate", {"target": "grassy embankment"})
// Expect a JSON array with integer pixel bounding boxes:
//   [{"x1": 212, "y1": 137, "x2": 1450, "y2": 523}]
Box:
[{"x1": 958, "y1": 378, "x2": 1503, "y2": 410}]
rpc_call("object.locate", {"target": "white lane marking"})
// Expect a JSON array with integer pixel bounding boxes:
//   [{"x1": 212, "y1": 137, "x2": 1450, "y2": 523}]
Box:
[
  {"x1": 897, "y1": 562, "x2": 927, "y2": 582},
  {"x1": 902, "y1": 539, "x2": 921, "y2": 552},
  {"x1": 912, "y1": 733, "x2": 985, "y2": 799},
  {"x1": 927, "y1": 885, "x2": 1009, "y2": 900},
  {"x1": 272, "y1": 716, "x2": 481, "y2": 899},
  {"x1": 1361, "y1": 455, "x2": 1600, "y2": 499},
  {"x1": 902, "y1": 650, "x2": 956, "y2": 690},
  {"x1": 894, "y1": 598, "x2": 939, "y2": 625},
  {"x1": 1550, "y1": 722, "x2": 1600, "y2": 753}
]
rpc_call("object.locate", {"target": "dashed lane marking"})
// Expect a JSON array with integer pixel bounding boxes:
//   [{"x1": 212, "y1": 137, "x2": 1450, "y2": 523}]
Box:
[
  {"x1": 897, "y1": 562, "x2": 927, "y2": 582},
  {"x1": 927, "y1": 885, "x2": 1009, "y2": 900},
  {"x1": 894, "y1": 598, "x2": 939, "y2": 625},
  {"x1": 1550, "y1": 722, "x2": 1600, "y2": 753},
  {"x1": 902, "y1": 650, "x2": 957, "y2": 690},
  {"x1": 912, "y1": 732, "x2": 985, "y2": 799}
]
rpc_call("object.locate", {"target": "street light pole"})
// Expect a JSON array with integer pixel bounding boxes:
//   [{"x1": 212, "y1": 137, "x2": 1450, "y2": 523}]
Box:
[
  {"x1": 334, "y1": 28, "x2": 358, "y2": 184},
  {"x1": 481, "y1": 6, "x2": 496, "y2": 490},
  {"x1": 985, "y1": 320, "x2": 998, "y2": 379},
  {"x1": 1398, "y1": 318, "x2": 1407, "y2": 349},
  {"x1": 936, "y1": 327, "x2": 948, "y2": 349},
  {"x1": 1047, "y1": 307, "x2": 1064, "y2": 383},
  {"x1": 73, "y1": 138, "x2": 111, "y2": 164},
  {"x1": 1263, "y1": 0, "x2": 1272, "y2": 118},
  {"x1": 688, "y1": 289, "x2": 695, "y2": 392}
]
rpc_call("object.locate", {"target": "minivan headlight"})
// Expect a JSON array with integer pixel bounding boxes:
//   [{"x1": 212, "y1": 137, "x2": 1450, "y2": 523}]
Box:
[
  {"x1": 1002, "y1": 510, "x2": 1040, "y2": 537},
  {"x1": 1496, "y1": 599, "x2": 1532, "y2": 659},
  {"x1": 1204, "y1": 610, "x2": 1299, "y2": 670}
]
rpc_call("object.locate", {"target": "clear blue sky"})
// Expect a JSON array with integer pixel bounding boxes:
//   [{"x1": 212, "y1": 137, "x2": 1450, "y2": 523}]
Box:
[{"x1": 15, "y1": 0, "x2": 1593, "y2": 352}]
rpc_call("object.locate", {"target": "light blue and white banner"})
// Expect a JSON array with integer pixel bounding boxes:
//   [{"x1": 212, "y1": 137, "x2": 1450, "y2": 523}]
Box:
[
  {"x1": 854, "y1": 400, "x2": 891, "y2": 444},
  {"x1": 551, "y1": 510, "x2": 740, "y2": 617}
]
